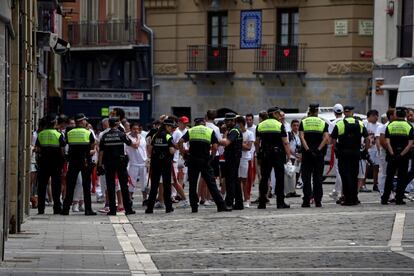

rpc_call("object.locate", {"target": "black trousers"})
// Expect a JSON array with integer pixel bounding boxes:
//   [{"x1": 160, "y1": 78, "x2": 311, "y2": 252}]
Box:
[
  {"x1": 187, "y1": 157, "x2": 225, "y2": 209},
  {"x1": 105, "y1": 161, "x2": 133, "y2": 213},
  {"x1": 259, "y1": 155, "x2": 285, "y2": 204},
  {"x1": 301, "y1": 152, "x2": 324, "y2": 203},
  {"x1": 337, "y1": 153, "x2": 360, "y2": 204},
  {"x1": 147, "y1": 159, "x2": 173, "y2": 212},
  {"x1": 63, "y1": 161, "x2": 93, "y2": 213},
  {"x1": 37, "y1": 161, "x2": 62, "y2": 213},
  {"x1": 224, "y1": 156, "x2": 243, "y2": 208},
  {"x1": 382, "y1": 157, "x2": 409, "y2": 202}
]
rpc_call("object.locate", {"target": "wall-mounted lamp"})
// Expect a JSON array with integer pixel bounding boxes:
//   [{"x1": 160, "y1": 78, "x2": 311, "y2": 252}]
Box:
[{"x1": 386, "y1": 0, "x2": 394, "y2": 16}]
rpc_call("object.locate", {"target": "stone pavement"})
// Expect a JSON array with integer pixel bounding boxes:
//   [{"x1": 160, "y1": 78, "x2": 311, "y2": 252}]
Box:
[{"x1": 1, "y1": 182, "x2": 414, "y2": 275}]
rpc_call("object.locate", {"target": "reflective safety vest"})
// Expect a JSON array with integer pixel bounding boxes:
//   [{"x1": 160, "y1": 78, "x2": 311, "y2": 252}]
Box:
[
  {"x1": 188, "y1": 125, "x2": 213, "y2": 144},
  {"x1": 301, "y1": 116, "x2": 325, "y2": 133},
  {"x1": 257, "y1": 118, "x2": 282, "y2": 133},
  {"x1": 387, "y1": 120, "x2": 412, "y2": 136},
  {"x1": 38, "y1": 128, "x2": 62, "y2": 147},
  {"x1": 67, "y1": 128, "x2": 91, "y2": 145},
  {"x1": 335, "y1": 117, "x2": 364, "y2": 136}
]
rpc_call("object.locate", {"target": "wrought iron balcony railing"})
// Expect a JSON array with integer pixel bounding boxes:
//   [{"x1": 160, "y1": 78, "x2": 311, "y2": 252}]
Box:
[
  {"x1": 67, "y1": 20, "x2": 141, "y2": 47},
  {"x1": 186, "y1": 44, "x2": 235, "y2": 73},
  {"x1": 254, "y1": 43, "x2": 306, "y2": 73}
]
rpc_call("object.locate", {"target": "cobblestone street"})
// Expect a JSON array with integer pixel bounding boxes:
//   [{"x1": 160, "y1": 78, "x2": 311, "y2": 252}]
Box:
[{"x1": 1, "y1": 182, "x2": 414, "y2": 275}]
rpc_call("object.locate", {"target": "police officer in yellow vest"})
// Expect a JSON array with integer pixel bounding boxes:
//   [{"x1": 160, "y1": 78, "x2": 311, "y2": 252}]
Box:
[
  {"x1": 62, "y1": 113, "x2": 97, "y2": 215},
  {"x1": 35, "y1": 114, "x2": 65, "y2": 214},
  {"x1": 382, "y1": 107, "x2": 414, "y2": 205},
  {"x1": 179, "y1": 118, "x2": 231, "y2": 213},
  {"x1": 255, "y1": 107, "x2": 291, "y2": 209},
  {"x1": 331, "y1": 106, "x2": 368, "y2": 206},
  {"x1": 299, "y1": 104, "x2": 329, "y2": 207}
]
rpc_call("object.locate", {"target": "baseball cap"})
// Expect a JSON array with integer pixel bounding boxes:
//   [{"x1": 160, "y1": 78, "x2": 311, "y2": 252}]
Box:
[
  {"x1": 179, "y1": 116, "x2": 189, "y2": 124},
  {"x1": 309, "y1": 103, "x2": 319, "y2": 111},
  {"x1": 333, "y1": 104, "x2": 344, "y2": 114},
  {"x1": 163, "y1": 118, "x2": 175, "y2": 126},
  {"x1": 224, "y1": 113, "x2": 237, "y2": 120},
  {"x1": 343, "y1": 105, "x2": 354, "y2": 112}
]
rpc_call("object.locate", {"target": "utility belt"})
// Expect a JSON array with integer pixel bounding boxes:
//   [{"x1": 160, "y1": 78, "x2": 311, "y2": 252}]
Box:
[{"x1": 258, "y1": 146, "x2": 284, "y2": 159}]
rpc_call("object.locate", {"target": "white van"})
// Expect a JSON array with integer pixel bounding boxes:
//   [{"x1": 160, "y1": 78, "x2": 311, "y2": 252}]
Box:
[{"x1": 396, "y1": 75, "x2": 414, "y2": 108}]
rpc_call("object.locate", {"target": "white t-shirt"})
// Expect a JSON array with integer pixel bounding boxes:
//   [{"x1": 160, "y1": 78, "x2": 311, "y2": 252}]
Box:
[
  {"x1": 247, "y1": 124, "x2": 256, "y2": 154},
  {"x1": 283, "y1": 121, "x2": 291, "y2": 133},
  {"x1": 172, "y1": 128, "x2": 187, "y2": 162},
  {"x1": 241, "y1": 129, "x2": 255, "y2": 160},
  {"x1": 363, "y1": 119, "x2": 380, "y2": 150},
  {"x1": 206, "y1": 121, "x2": 221, "y2": 156},
  {"x1": 289, "y1": 131, "x2": 301, "y2": 158},
  {"x1": 125, "y1": 134, "x2": 147, "y2": 165}
]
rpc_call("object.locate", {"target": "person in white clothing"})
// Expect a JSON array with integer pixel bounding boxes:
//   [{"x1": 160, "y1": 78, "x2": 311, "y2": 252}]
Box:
[
  {"x1": 236, "y1": 116, "x2": 254, "y2": 207},
  {"x1": 171, "y1": 117, "x2": 189, "y2": 208},
  {"x1": 245, "y1": 113, "x2": 257, "y2": 200},
  {"x1": 328, "y1": 103, "x2": 344, "y2": 200},
  {"x1": 126, "y1": 122, "x2": 148, "y2": 204},
  {"x1": 360, "y1": 110, "x2": 380, "y2": 192}
]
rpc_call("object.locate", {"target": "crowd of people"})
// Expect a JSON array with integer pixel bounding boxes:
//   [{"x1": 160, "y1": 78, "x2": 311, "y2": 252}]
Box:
[{"x1": 31, "y1": 104, "x2": 414, "y2": 216}]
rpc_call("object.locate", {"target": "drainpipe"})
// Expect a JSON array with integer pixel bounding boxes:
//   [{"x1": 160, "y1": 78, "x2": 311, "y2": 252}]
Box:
[{"x1": 140, "y1": 0, "x2": 154, "y2": 120}]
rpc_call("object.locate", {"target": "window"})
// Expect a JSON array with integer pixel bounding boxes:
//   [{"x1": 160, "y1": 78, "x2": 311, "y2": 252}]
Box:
[
  {"x1": 80, "y1": 0, "x2": 99, "y2": 22},
  {"x1": 106, "y1": 0, "x2": 136, "y2": 20},
  {"x1": 207, "y1": 12, "x2": 229, "y2": 70},
  {"x1": 277, "y1": 9, "x2": 299, "y2": 45},
  {"x1": 208, "y1": 12, "x2": 228, "y2": 46},
  {"x1": 399, "y1": 0, "x2": 413, "y2": 57}
]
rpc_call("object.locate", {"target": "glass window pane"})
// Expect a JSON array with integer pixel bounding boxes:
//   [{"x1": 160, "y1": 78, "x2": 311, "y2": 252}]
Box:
[
  {"x1": 222, "y1": 16, "x2": 228, "y2": 26},
  {"x1": 212, "y1": 26, "x2": 218, "y2": 37},
  {"x1": 222, "y1": 37, "x2": 228, "y2": 45},
  {"x1": 212, "y1": 16, "x2": 218, "y2": 26},
  {"x1": 293, "y1": 13, "x2": 299, "y2": 24},
  {"x1": 293, "y1": 23, "x2": 298, "y2": 36},
  {"x1": 212, "y1": 37, "x2": 218, "y2": 46},
  {"x1": 281, "y1": 24, "x2": 289, "y2": 35},
  {"x1": 281, "y1": 13, "x2": 289, "y2": 24},
  {"x1": 281, "y1": 35, "x2": 288, "y2": 45},
  {"x1": 222, "y1": 26, "x2": 227, "y2": 37},
  {"x1": 293, "y1": 35, "x2": 298, "y2": 45}
]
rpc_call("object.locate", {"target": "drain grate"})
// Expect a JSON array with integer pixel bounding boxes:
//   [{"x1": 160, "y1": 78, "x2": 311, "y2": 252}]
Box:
[{"x1": 56, "y1": 245, "x2": 105, "y2": 250}]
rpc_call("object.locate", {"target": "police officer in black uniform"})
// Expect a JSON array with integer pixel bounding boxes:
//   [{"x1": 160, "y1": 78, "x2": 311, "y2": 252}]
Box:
[
  {"x1": 35, "y1": 114, "x2": 66, "y2": 214},
  {"x1": 179, "y1": 118, "x2": 231, "y2": 213},
  {"x1": 299, "y1": 104, "x2": 329, "y2": 207},
  {"x1": 331, "y1": 106, "x2": 368, "y2": 206},
  {"x1": 62, "y1": 113, "x2": 96, "y2": 216},
  {"x1": 382, "y1": 107, "x2": 414, "y2": 205},
  {"x1": 221, "y1": 113, "x2": 244, "y2": 210},
  {"x1": 145, "y1": 118, "x2": 176, "y2": 214},
  {"x1": 97, "y1": 117, "x2": 137, "y2": 215},
  {"x1": 256, "y1": 107, "x2": 291, "y2": 209}
]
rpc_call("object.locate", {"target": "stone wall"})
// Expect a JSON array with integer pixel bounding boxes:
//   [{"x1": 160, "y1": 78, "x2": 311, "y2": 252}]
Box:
[{"x1": 153, "y1": 74, "x2": 370, "y2": 119}]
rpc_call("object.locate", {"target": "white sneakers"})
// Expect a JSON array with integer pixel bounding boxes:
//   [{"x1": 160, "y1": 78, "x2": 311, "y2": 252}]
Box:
[
  {"x1": 176, "y1": 200, "x2": 190, "y2": 208},
  {"x1": 72, "y1": 203, "x2": 79, "y2": 212}
]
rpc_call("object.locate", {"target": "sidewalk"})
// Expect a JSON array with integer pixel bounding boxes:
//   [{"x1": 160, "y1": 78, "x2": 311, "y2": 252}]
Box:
[{"x1": 1, "y1": 203, "x2": 131, "y2": 275}]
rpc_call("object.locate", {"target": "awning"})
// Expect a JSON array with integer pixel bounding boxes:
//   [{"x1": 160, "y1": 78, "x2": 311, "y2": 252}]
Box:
[{"x1": 380, "y1": 84, "x2": 399, "y2": 90}]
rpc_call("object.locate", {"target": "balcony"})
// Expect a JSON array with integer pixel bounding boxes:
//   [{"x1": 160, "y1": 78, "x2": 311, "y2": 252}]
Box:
[
  {"x1": 67, "y1": 20, "x2": 141, "y2": 47},
  {"x1": 185, "y1": 44, "x2": 235, "y2": 84},
  {"x1": 253, "y1": 43, "x2": 306, "y2": 86}
]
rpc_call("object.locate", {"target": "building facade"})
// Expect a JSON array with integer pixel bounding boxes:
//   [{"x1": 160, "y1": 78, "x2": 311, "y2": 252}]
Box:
[
  {"x1": 61, "y1": 0, "x2": 152, "y2": 123},
  {"x1": 371, "y1": 0, "x2": 414, "y2": 113},
  {"x1": 146, "y1": 0, "x2": 374, "y2": 119}
]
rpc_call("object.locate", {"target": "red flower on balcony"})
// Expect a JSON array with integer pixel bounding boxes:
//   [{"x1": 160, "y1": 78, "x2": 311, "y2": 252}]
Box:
[
  {"x1": 192, "y1": 50, "x2": 199, "y2": 57},
  {"x1": 213, "y1": 50, "x2": 220, "y2": 57},
  {"x1": 283, "y1": 48, "x2": 290, "y2": 57},
  {"x1": 260, "y1": 50, "x2": 268, "y2": 57}
]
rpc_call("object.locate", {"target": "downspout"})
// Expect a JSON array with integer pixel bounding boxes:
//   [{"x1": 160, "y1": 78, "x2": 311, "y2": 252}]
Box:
[{"x1": 140, "y1": 0, "x2": 154, "y2": 120}]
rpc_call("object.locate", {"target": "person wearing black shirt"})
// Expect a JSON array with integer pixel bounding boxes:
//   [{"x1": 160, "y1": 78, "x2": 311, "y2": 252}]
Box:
[
  {"x1": 35, "y1": 114, "x2": 66, "y2": 214},
  {"x1": 62, "y1": 113, "x2": 96, "y2": 216},
  {"x1": 255, "y1": 107, "x2": 291, "y2": 209},
  {"x1": 179, "y1": 118, "x2": 231, "y2": 213},
  {"x1": 145, "y1": 119, "x2": 176, "y2": 214},
  {"x1": 299, "y1": 104, "x2": 329, "y2": 207},
  {"x1": 98, "y1": 117, "x2": 137, "y2": 215},
  {"x1": 221, "y1": 113, "x2": 244, "y2": 210}
]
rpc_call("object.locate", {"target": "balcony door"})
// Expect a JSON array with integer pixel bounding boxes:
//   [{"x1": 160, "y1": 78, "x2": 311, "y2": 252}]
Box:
[
  {"x1": 208, "y1": 12, "x2": 228, "y2": 71},
  {"x1": 80, "y1": 0, "x2": 99, "y2": 44},
  {"x1": 276, "y1": 9, "x2": 299, "y2": 71},
  {"x1": 399, "y1": 0, "x2": 413, "y2": 57}
]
